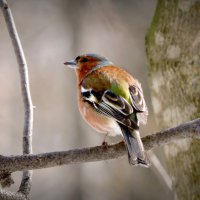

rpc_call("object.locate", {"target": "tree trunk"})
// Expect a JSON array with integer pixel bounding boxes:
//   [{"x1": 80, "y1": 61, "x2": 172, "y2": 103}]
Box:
[{"x1": 146, "y1": 0, "x2": 200, "y2": 199}]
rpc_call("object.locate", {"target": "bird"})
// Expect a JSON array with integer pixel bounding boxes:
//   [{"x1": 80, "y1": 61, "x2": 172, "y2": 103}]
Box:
[{"x1": 64, "y1": 53, "x2": 150, "y2": 167}]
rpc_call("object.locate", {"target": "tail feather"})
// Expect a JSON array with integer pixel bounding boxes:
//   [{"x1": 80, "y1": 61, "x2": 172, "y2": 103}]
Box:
[{"x1": 119, "y1": 124, "x2": 150, "y2": 167}]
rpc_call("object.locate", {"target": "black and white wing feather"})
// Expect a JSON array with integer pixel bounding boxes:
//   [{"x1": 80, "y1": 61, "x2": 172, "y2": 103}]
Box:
[
  {"x1": 81, "y1": 87, "x2": 139, "y2": 130},
  {"x1": 129, "y1": 85, "x2": 148, "y2": 124}
]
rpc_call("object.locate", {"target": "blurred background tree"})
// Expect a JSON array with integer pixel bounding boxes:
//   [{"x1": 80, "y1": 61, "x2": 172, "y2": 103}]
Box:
[{"x1": 146, "y1": 0, "x2": 200, "y2": 199}]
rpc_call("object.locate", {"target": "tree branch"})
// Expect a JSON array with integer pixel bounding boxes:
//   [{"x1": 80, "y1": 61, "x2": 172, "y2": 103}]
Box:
[
  {"x1": 0, "y1": 0, "x2": 34, "y2": 197},
  {"x1": 0, "y1": 118, "x2": 199, "y2": 173},
  {"x1": 0, "y1": 190, "x2": 26, "y2": 200}
]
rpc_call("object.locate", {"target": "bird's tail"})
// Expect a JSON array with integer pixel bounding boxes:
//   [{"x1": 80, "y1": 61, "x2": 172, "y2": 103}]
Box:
[{"x1": 119, "y1": 124, "x2": 150, "y2": 167}]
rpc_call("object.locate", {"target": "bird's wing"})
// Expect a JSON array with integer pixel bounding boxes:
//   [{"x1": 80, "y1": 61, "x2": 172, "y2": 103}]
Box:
[
  {"x1": 81, "y1": 87, "x2": 139, "y2": 130},
  {"x1": 129, "y1": 85, "x2": 148, "y2": 124}
]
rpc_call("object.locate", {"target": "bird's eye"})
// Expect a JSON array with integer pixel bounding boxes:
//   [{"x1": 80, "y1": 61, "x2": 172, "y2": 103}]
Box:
[
  {"x1": 81, "y1": 57, "x2": 89, "y2": 63},
  {"x1": 75, "y1": 56, "x2": 81, "y2": 62}
]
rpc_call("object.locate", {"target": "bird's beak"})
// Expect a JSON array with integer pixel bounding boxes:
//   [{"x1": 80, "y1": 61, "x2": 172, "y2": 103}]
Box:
[{"x1": 64, "y1": 59, "x2": 77, "y2": 68}]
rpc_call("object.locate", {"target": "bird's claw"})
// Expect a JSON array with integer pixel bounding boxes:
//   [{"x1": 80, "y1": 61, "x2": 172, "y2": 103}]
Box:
[{"x1": 101, "y1": 141, "x2": 108, "y2": 148}]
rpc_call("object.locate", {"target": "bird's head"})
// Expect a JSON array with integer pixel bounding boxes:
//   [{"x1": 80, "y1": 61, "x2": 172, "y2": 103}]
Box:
[{"x1": 64, "y1": 54, "x2": 113, "y2": 82}]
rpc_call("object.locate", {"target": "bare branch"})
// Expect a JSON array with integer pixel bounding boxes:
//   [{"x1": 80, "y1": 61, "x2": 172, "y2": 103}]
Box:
[
  {"x1": 0, "y1": 0, "x2": 34, "y2": 196},
  {"x1": 149, "y1": 151, "x2": 172, "y2": 190},
  {"x1": 0, "y1": 118, "x2": 199, "y2": 173},
  {"x1": 0, "y1": 190, "x2": 26, "y2": 200}
]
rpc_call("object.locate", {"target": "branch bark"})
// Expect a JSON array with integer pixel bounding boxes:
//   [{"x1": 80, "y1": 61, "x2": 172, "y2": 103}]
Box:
[
  {"x1": 0, "y1": 0, "x2": 34, "y2": 197},
  {"x1": 0, "y1": 118, "x2": 199, "y2": 173},
  {"x1": 0, "y1": 190, "x2": 26, "y2": 200}
]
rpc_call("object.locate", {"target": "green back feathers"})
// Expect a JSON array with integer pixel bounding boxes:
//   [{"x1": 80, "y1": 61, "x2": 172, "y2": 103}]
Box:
[
  {"x1": 82, "y1": 70, "x2": 132, "y2": 104},
  {"x1": 110, "y1": 81, "x2": 131, "y2": 104}
]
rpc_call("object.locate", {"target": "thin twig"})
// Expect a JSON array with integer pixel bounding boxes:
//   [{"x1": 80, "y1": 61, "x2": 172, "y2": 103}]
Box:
[
  {"x1": 149, "y1": 151, "x2": 172, "y2": 190},
  {"x1": 0, "y1": 118, "x2": 199, "y2": 172},
  {"x1": 0, "y1": 0, "x2": 34, "y2": 197}
]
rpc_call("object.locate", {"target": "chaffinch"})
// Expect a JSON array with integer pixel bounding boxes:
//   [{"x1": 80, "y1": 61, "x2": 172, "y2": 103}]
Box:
[{"x1": 64, "y1": 54, "x2": 150, "y2": 167}]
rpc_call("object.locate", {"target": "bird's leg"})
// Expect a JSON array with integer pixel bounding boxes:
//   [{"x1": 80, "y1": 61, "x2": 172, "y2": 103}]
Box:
[{"x1": 101, "y1": 133, "x2": 108, "y2": 147}]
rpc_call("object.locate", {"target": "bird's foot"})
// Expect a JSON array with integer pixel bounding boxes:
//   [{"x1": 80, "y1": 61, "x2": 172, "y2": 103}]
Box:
[
  {"x1": 101, "y1": 141, "x2": 108, "y2": 147},
  {"x1": 101, "y1": 133, "x2": 109, "y2": 148}
]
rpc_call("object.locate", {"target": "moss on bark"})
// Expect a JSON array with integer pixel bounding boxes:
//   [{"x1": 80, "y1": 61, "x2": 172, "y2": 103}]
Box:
[{"x1": 146, "y1": 0, "x2": 200, "y2": 199}]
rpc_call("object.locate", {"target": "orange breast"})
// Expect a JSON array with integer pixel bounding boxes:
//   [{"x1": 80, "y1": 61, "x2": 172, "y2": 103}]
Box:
[
  {"x1": 78, "y1": 98, "x2": 110, "y2": 133},
  {"x1": 78, "y1": 97, "x2": 121, "y2": 136}
]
